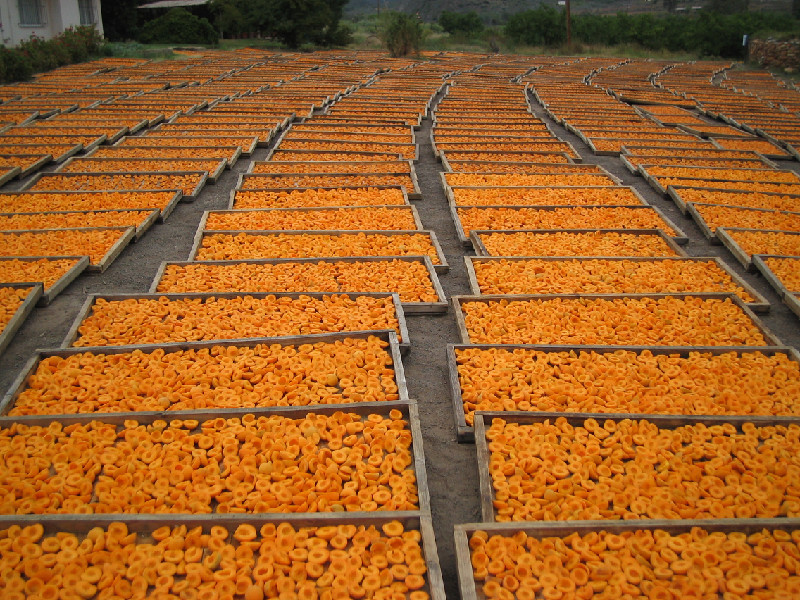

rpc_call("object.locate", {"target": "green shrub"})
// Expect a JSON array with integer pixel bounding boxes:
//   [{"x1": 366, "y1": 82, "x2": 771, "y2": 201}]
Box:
[
  {"x1": 0, "y1": 26, "x2": 102, "y2": 83},
  {"x1": 506, "y1": 7, "x2": 799, "y2": 58},
  {"x1": 138, "y1": 8, "x2": 218, "y2": 45},
  {"x1": 439, "y1": 11, "x2": 483, "y2": 36},
  {"x1": 379, "y1": 12, "x2": 425, "y2": 57},
  {"x1": 0, "y1": 47, "x2": 34, "y2": 82}
]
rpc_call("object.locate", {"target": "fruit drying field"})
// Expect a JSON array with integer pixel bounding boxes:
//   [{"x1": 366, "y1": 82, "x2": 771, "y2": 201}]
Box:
[{"x1": 1, "y1": 51, "x2": 800, "y2": 600}]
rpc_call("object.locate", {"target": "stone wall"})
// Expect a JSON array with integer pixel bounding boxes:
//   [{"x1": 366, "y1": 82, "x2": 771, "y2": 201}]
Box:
[{"x1": 749, "y1": 38, "x2": 800, "y2": 72}]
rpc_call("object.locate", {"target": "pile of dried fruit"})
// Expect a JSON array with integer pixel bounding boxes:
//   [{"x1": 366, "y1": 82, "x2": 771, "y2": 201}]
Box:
[
  {"x1": 454, "y1": 347, "x2": 800, "y2": 423},
  {"x1": 485, "y1": 416, "x2": 800, "y2": 521},
  {"x1": 459, "y1": 296, "x2": 767, "y2": 345},
  {"x1": 0, "y1": 520, "x2": 430, "y2": 599},
  {"x1": 204, "y1": 207, "x2": 418, "y2": 232},
  {"x1": 71, "y1": 294, "x2": 403, "y2": 346},
  {"x1": 196, "y1": 232, "x2": 441, "y2": 263},
  {"x1": 468, "y1": 526, "x2": 800, "y2": 599},
  {"x1": 0, "y1": 411, "x2": 418, "y2": 514},
  {"x1": 472, "y1": 258, "x2": 755, "y2": 300},
  {"x1": 14, "y1": 336, "x2": 402, "y2": 415},
  {"x1": 155, "y1": 260, "x2": 440, "y2": 303},
  {"x1": 475, "y1": 231, "x2": 679, "y2": 257}
]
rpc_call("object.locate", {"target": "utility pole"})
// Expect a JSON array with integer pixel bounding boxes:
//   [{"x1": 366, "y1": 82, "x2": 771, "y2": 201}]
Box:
[{"x1": 566, "y1": 0, "x2": 571, "y2": 46}]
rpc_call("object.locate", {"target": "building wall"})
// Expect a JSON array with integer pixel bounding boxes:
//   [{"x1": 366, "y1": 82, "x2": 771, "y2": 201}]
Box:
[{"x1": 0, "y1": 0, "x2": 103, "y2": 46}]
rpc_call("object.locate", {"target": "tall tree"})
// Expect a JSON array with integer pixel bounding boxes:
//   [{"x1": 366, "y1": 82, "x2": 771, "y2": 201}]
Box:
[
  {"x1": 101, "y1": 0, "x2": 140, "y2": 41},
  {"x1": 253, "y1": 0, "x2": 350, "y2": 47}
]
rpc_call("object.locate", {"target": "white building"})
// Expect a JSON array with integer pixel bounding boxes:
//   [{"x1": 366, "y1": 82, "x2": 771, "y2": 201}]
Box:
[{"x1": 0, "y1": 0, "x2": 103, "y2": 47}]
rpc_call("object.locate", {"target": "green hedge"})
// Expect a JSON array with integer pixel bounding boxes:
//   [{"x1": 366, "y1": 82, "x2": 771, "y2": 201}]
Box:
[
  {"x1": 505, "y1": 8, "x2": 799, "y2": 58},
  {"x1": 0, "y1": 26, "x2": 103, "y2": 83}
]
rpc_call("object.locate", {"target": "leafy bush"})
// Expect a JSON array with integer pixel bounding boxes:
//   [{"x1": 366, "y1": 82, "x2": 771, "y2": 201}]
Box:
[
  {"x1": 0, "y1": 26, "x2": 103, "y2": 83},
  {"x1": 505, "y1": 7, "x2": 799, "y2": 58},
  {"x1": 137, "y1": 8, "x2": 218, "y2": 45},
  {"x1": 505, "y1": 6, "x2": 565, "y2": 47},
  {"x1": 439, "y1": 11, "x2": 483, "y2": 36},
  {"x1": 379, "y1": 12, "x2": 425, "y2": 57},
  {"x1": 0, "y1": 47, "x2": 33, "y2": 82}
]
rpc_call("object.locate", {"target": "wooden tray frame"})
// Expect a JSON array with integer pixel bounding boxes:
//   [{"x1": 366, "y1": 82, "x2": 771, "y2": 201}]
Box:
[
  {"x1": 583, "y1": 136, "x2": 712, "y2": 156},
  {"x1": 56, "y1": 157, "x2": 226, "y2": 183},
  {"x1": 474, "y1": 410, "x2": 800, "y2": 522},
  {"x1": 90, "y1": 144, "x2": 243, "y2": 168},
  {"x1": 450, "y1": 292, "x2": 780, "y2": 346},
  {"x1": 23, "y1": 171, "x2": 208, "y2": 200},
  {"x1": 199, "y1": 204, "x2": 424, "y2": 233},
  {"x1": 433, "y1": 139, "x2": 580, "y2": 161},
  {"x1": 621, "y1": 154, "x2": 778, "y2": 175},
  {"x1": 469, "y1": 228, "x2": 686, "y2": 258},
  {"x1": 0, "y1": 143, "x2": 81, "y2": 163},
  {"x1": 229, "y1": 186, "x2": 412, "y2": 209},
  {"x1": 0, "y1": 166, "x2": 21, "y2": 185},
  {"x1": 463, "y1": 255, "x2": 768, "y2": 312},
  {"x1": 0, "y1": 154, "x2": 52, "y2": 178},
  {"x1": 0, "y1": 282, "x2": 42, "y2": 356},
  {"x1": 246, "y1": 159, "x2": 415, "y2": 175},
  {"x1": 752, "y1": 254, "x2": 800, "y2": 318},
  {"x1": 150, "y1": 256, "x2": 448, "y2": 314},
  {"x1": 117, "y1": 134, "x2": 258, "y2": 155},
  {"x1": 455, "y1": 518, "x2": 800, "y2": 600},
  {"x1": 667, "y1": 184, "x2": 800, "y2": 215},
  {"x1": 440, "y1": 161, "x2": 603, "y2": 175},
  {"x1": 447, "y1": 343, "x2": 800, "y2": 442},
  {"x1": 264, "y1": 148, "x2": 405, "y2": 162},
  {"x1": 687, "y1": 202, "x2": 800, "y2": 244},
  {"x1": 0, "y1": 189, "x2": 183, "y2": 222},
  {"x1": 0, "y1": 208, "x2": 158, "y2": 241},
  {"x1": 445, "y1": 184, "x2": 642, "y2": 208},
  {"x1": 61, "y1": 291, "x2": 411, "y2": 353},
  {"x1": 440, "y1": 174, "x2": 624, "y2": 194},
  {"x1": 241, "y1": 170, "x2": 421, "y2": 200},
  {"x1": 0, "y1": 399, "x2": 430, "y2": 511},
  {"x1": 440, "y1": 151, "x2": 576, "y2": 170},
  {"x1": 717, "y1": 227, "x2": 800, "y2": 271},
  {"x1": 0, "y1": 226, "x2": 135, "y2": 272},
  {"x1": 0, "y1": 512, "x2": 443, "y2": 600},
  {"x1": 276, "y1": 134, "x2": 418, "y2": 160},
  {"x1": 191, "y1": 229, "x2": 448, "y2": 274},
  {"x1": 0, "y1": 255, "x2": 88, "y2": 305},
  {"x1": 643, "y1": 167, "x2": 800, "y2": 196},
  {"x1": 451, "y1": 204, "x2": 688, "y2": 247},
  {"x1": 3, "y1": 330, "x2": 408, "y2": 415},
  {"x1": 0, "y1": 132, "x2": 107, "y2": 150}
]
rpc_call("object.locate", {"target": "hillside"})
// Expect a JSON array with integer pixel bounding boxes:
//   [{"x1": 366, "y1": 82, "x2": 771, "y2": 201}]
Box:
[{"x1": 345, "y1": 0, "x2": 794, "y2": 21}]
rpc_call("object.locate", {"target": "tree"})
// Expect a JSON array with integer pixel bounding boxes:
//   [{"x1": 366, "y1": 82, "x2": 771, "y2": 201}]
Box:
[
  {"x1": 505, "y1": 6, "x2": 565, "y2": 47},
  {"x1": 439, "y1": 11, "x2": 483, "y2": 36},
  {"x1": 101, "y1": 0, "x2": 140, "y2": 41},
  {"x1": 379, "y1": 12, "x2": 424, "y2": 57},
  {"x1": 137, "y1": 8, "x2": 219, "y2": 45},
  {"x1": 209, "y1": 0, "x2": 246, "y2": 38},
  {"x1": 246, "y1": 0, "x2": 350, "y2": 48}
]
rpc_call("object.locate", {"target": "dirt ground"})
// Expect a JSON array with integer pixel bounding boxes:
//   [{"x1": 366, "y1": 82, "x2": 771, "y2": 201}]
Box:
[{"x1": 1, "y1": 83, "x2": 800, "y2": 599}]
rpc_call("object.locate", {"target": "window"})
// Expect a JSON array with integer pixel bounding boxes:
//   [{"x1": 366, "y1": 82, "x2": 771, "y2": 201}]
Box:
[
  {"x1": 18, "y1": 0, "x2": 44, "y2": 26},
  {"x1": 78, "y1": 0, "x2": 95, "y2": 25}
]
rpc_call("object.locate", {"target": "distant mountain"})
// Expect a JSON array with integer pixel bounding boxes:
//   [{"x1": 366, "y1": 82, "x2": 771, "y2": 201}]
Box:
[{"x1": 345, "y1": 0, "x2": 549, "y2": 22}]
